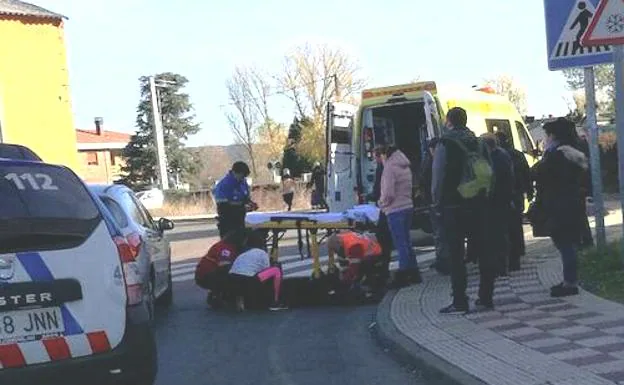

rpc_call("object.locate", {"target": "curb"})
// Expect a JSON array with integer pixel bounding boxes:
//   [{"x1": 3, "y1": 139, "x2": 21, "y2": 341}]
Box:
[
  {"x1": 165, "y1": 215, "x2": 217, "y2": 224},
  {"x1": 372, "y1": 290, "x2": 487, "y2": 385}
]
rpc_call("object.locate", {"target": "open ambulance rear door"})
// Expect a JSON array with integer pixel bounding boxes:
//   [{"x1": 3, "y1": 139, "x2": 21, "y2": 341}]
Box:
[{"x1": 325, "y1": 102, "x2": 358, "y2": 213}]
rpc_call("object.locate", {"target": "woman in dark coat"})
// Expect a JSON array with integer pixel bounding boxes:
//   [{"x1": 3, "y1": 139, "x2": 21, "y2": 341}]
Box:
[{"x1": 532, "y1": 118, "x2": 588, "y2": 297}]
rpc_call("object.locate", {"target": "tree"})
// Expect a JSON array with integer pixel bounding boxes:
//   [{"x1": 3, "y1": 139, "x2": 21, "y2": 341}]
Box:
[
  {"x1": 485, "y1": 75, "x2": 528, "y2": 115},
  {"x1": 257, "y1": 118, "x2": 287, "y2": 163},
  {"x1": 277, "y1": 43, "x2": 366, "y2": 164},
  {"x1": 564, "y1": 90, "x2": 586, "y2": 123},
  {"x1": 225, "y1": 66, "x2": 279, "y2": 179},
  {"x1": 122, "y1": 73, "x2": 200, "y2": 190},
  {"x1": 562, "y1": 65, "x2": 615, "y2": 114},
  {"x1": 281, "y1": 118, "x2": 313, "y2": 177}
]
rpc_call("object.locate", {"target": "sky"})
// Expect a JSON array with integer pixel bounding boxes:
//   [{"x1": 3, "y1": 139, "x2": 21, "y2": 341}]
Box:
[{"x1": 35, "y1": 0, "x2": 576, "y2": 147}]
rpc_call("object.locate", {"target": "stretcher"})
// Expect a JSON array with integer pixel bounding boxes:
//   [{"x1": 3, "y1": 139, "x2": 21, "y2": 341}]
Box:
[{"x1": 245, "y1": 205, "x2": 380, "y2": 279}]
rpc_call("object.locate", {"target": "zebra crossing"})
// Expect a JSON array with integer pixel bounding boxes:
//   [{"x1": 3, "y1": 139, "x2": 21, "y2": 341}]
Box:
[{"x1": 171, "y1": 246, "x2": 438, "y2": 284}]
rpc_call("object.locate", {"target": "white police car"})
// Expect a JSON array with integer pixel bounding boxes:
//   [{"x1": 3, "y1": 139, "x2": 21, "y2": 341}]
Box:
[{"x1": 0, "y1": 158, "x2": 157, "y2": 384}]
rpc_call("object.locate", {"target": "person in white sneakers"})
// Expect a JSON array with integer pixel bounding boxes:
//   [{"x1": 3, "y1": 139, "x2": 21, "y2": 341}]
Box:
[{"x1": 228, "y1": 231, "x2": 287, "y2": 311}]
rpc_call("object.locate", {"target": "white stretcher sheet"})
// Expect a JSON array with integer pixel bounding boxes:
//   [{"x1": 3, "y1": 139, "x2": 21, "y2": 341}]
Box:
[{"x1": 245, "y1": 204, "x2": 380, "y2": 226}]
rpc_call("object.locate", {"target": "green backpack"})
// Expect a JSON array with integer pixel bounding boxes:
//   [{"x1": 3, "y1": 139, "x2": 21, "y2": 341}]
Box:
[{"x1": 445, "y1": 137, "x2": 494, "y2": 199}]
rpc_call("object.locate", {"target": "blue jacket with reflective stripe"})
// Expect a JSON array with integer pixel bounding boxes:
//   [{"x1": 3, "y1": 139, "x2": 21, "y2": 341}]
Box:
[{"x1": 212, "y1": 171, "x2": 250, "y2": 205}]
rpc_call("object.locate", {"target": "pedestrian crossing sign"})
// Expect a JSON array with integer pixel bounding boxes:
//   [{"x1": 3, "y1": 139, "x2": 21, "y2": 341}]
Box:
[{"x1": 544, "y1": 0, "x2": 614, "y2": 70}]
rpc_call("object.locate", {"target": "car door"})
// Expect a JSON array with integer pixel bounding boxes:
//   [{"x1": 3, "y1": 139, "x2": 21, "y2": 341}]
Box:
[{"x1": 126, "y1": 192, "x2": 169, "y2": 297}]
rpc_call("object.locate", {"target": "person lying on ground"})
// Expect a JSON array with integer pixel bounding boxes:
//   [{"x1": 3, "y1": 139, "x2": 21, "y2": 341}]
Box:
[
  {"x1": 228, "y1": 231, "x2": 288, "y2": 312},
  {"x1": 195, "y1": 229, "x2": 248, "y2": 308}
]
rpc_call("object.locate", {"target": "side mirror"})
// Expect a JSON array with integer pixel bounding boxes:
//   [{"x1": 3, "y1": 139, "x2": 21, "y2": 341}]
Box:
[{"x1": 158, "y1": 217, "x2": 175, "y2": 231}]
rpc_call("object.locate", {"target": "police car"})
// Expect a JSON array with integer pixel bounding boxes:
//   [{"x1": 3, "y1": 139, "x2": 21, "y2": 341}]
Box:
[{"x1": 0, "y1": 158, "x2": 158, "y2": 385}]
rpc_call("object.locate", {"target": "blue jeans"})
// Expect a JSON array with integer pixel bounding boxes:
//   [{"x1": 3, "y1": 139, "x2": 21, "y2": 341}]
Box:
[
  {"x1": 552, "y1": 237, "x2": 578, "y2": 284},
  {"x1": 387, "y1": 208, "x2": 417, "y2": 271}
]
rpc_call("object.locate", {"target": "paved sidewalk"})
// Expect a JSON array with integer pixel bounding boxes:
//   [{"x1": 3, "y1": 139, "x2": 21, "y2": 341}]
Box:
[{"x1": 376, "y1": 219, "x2": 624, "y2": 384}]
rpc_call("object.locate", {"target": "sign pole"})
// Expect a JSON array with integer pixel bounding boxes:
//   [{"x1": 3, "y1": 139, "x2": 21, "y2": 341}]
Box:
[
  {"x1": 584, "y1": 67, "x2": 606, "y2": 248},
  {"x1": 614, "y1": 45, "x2": 624, "y2": 260}
]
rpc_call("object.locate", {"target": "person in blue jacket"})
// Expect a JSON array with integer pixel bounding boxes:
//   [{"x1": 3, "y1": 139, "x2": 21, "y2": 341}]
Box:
[{"x1": 213, "y1": 161, "x2": 258, "y2": 238}]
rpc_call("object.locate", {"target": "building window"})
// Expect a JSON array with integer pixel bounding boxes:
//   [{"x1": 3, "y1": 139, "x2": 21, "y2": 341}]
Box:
[
  {"x1": 86, "y1": 151, "x2": 98, "y2": 166},
  {"x1": 110, "y1": 150, "x2": 122, "y2": 166}
]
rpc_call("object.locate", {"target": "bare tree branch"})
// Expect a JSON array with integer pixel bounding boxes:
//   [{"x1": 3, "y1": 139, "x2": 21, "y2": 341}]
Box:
[
  {"x1": 225, "y1": 66, "x2": 261, "y2": 177},
  {"x1": 275, "y1": 43, "x2": 366, "y2": 162},
  {"x1": 485, "y1": 75, "x2": 529, "y2": 116}
]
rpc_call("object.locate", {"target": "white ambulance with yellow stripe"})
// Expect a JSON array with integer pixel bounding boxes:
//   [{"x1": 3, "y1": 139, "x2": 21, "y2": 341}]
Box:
[{"x1": 325, "y1": 81, "x2": 539, "y2": 230}]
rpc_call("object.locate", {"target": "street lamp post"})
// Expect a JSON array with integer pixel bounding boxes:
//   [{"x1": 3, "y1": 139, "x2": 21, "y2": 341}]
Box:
[{"x1": 148, "y1": 76, "x2": 175, "y2": 191}]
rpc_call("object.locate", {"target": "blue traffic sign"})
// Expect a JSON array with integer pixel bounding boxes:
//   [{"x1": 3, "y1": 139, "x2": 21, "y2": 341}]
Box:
[{"x1": 544, "y1": 0, "x2": 614, "y2": 70}]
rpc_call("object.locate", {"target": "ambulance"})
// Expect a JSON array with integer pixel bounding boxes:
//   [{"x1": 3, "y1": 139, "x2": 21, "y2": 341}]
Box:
[{"x1": 324, "y1": 81, "x2": 540, "y2": 230}]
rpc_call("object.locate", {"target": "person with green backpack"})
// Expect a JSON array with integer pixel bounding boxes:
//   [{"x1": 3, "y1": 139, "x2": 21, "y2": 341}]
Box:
[{"x1": 431, "y1": 107, "x2": 497, "y2": 314}]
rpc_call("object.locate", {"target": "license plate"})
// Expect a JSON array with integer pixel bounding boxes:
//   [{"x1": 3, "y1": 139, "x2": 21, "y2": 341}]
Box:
[{"x1": 0, "y1": 307, "x2": 65, "y2": 343}]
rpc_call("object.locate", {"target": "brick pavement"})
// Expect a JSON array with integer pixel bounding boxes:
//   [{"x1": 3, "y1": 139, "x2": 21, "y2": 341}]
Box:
[{"x1": 388, "y1": 236, "x2": 624, "y2": 385}]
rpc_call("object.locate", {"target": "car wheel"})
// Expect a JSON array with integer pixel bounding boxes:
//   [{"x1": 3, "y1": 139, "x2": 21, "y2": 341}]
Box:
[
  {"x1": 125, "y1": 326, "x2": 158, "y2": 385},
  {"x1": 157, "y1": 265, "x2": 173, "y2": 307}
]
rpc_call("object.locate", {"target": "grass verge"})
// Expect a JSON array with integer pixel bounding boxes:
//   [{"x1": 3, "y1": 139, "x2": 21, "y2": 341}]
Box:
[{"x1": 579, "y1": 240, "x2": 624, "y2": 304}]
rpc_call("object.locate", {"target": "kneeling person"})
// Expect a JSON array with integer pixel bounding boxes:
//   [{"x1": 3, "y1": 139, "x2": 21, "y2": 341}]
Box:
[
  {"x1": 327, "y1": 230, "x2": 384, "y2": 296},
  {"x1": 228, "y1": 231, "x2": 287, "y2": 311},
  {"x1": 195, "y1": 229, "x2": 247, "y2": 307}
]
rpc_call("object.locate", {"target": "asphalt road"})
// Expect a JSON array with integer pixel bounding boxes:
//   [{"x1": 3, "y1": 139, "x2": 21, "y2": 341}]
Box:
[
  {"x1": 153, "y1": 222, "x2": 433, "y2": 385},
  {"x1": 153, "y1": 280, "x2": 427, "y2": 385}
]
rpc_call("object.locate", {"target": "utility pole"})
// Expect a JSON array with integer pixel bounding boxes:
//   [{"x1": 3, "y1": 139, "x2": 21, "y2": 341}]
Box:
[
  {"x1": 584, "y1": 67, "x2": 606, "y2": 248},
  {"x1": 149, "y1": 76, "x2": 169, "y2": 191},
  {"x1": 333, "y1": 74, "x2": 340, "y2": 101}
]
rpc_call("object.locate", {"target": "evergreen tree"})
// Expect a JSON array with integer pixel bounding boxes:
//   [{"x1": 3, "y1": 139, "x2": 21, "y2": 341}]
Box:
[
  {"x1": 121, "y1": 73, "x2": 200, "y2": 189},
  {"x1": 281, "y1": 117, "x2": 313, "y2": 177}
]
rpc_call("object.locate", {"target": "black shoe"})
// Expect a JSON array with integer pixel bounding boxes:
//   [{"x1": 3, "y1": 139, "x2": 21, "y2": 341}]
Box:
[
  {"x1": 388, "y1": 271, "x2": 410, "y2": 289},
  {"x1": 440, "y1": 302, "x2": 469, "y2": 314},
  {"x1": 431, "y1": 261, "x2": 450, "y2": 276},
  {"x1": 475, "y1": 298, "x2": 494, "y2": 311},
  {"x1": 207, "y1": 292, "x2": 224, "y2": 309},
  {"x1": 408, "y1": 268, "x2": 423, "y2": 284},
  {"x1": 269, "y1": 302, "x2": 289, "y2": 311},
  {"x1": 551, "y1": 285, "x2": 579, "y2": 298}
]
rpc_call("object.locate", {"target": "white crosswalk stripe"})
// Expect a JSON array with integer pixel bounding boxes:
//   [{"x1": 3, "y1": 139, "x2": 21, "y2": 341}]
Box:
[{"x1": 171, "y1": 247, "x2": 437, "y2": 283}]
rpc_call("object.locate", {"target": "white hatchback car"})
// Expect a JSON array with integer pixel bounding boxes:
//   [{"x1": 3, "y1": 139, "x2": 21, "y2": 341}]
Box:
[{"x1": 89, "y1": 184, "x2": 174, "y2": 316}]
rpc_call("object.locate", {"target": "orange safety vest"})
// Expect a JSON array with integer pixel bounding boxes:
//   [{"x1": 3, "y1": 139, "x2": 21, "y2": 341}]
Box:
[{"x1": 338, "y1": 232, "x2": 382, "y2": 259}]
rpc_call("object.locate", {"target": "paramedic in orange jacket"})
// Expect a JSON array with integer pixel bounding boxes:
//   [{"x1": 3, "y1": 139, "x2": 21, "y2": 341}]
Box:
[{"x1": 327, "y1": 231, "x2": 383, "y2": 289}]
